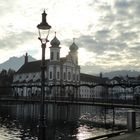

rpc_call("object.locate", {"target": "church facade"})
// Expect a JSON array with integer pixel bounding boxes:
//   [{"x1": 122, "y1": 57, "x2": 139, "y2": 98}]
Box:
[{"x1": 13, "y1": 35, "x2": 106, "y2": 99}]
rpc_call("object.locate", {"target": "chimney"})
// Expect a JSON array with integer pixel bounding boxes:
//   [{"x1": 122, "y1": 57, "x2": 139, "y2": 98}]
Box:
[
  {"x1": 25, "y1": 53, "x2": 28, "y2": 64},
  {"x1": 100, "y1": 72, "x2": 102, "y2": 78}
]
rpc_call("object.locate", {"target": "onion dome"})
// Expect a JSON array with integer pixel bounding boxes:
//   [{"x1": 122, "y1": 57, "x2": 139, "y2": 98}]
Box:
[
  {"x1": 50, "y1": 32, "x2": 60, "y2": 47},
  {"x1": 69, "y1": 38, "x2": 78, "y2": 52}
]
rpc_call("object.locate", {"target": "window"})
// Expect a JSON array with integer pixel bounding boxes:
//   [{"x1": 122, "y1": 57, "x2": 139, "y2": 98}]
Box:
[
  {"x1": 57, "y1": 72, "x2": 60, "y2": 79},
  {"x1": 57, "y1": 52, "x2": 59, "y2": 60},
  {"x1": 73, "y1": 74, "x2": 75, "y2": 81},
  {"x1": 77, "y1": 75, "x2": 79, "y2": 81},
  {"x1": 50, "y1": 71, "x2": 52, "y2": 79},
  {"x1": 68, "y1": 72, "x2": 71, "y2": 80},
  {"x1": 51, "y1": 52, "x2": 54, "y2": 60},
  {"x1": 64, "y1": 72, "x2": 66, "y2": 80}
]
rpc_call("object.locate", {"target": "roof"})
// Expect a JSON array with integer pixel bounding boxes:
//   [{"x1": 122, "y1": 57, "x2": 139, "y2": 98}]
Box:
[
  {"x1": 80, "y1": 73, "x2": 107, "y2": 84},
  {"x1": 16, "y1": 60, "x2": 43, "y2": 74},
  {"x1": 50, "y1": 36, "x2": 60, "y2": 47},
  {"x1": 70, "y1": 42, "x2": 78, "y2": 52},
  {"x1": 111, "y1": 76, "x2": 123, "y2": 82},
  {"x1": 16, "y1": 58, "x2": 67, "y2": 74}
]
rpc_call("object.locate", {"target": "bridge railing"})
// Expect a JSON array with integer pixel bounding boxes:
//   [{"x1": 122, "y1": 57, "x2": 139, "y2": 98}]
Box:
[
  {"x1": 46, "y1": 96, "x2": 137, "y2": 104},
  {"x1": 1, "y1": 83, "x2": 140, "y2": 105},
  {"x1": 0, "y1": 95, "x2": 138, "y2": 106}
]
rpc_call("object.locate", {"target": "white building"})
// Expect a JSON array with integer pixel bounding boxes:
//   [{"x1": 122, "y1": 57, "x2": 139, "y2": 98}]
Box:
[
  {"x1": 107, "y1": 76, "x2": 137, "y2": 99},
  {"x1": 13, "y1": 35, "x2": 107, "y2": 99}
]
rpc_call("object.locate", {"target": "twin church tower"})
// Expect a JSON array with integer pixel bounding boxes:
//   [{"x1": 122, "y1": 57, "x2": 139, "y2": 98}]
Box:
[{"x1": 50, "y1": 33, "x2": 78, "y2": 65}]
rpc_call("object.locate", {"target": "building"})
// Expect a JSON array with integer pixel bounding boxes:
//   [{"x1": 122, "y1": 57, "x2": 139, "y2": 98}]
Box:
[
  {"x1": 12, "y1": 35, "x2": 107, "y2": 99},
  {"x1": 107, "y1": 76, "x2": 140, "y2": 100}
]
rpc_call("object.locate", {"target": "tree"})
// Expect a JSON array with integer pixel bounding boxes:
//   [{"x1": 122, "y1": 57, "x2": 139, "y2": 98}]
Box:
[{"x1": 0, "y1": 69, "x2": 15, "y2": 96}]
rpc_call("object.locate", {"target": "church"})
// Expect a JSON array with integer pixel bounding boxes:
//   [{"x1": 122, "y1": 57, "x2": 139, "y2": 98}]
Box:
[{"x1": 13, "y1": 35, "x2": 106, "y2": 99}]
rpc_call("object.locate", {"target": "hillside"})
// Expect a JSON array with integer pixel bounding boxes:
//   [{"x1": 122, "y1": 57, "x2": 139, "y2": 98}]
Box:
[
  {"x1": 103, "y1": 70, "x2": 140, "y2": 78},
  {"x1": 0, "y1": 56, "x2": 36, "y2": 71}
]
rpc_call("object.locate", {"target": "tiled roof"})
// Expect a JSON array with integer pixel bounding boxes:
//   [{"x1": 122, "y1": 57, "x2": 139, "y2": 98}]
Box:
[
  {"x1": 80, "y1": 73, "x2": 107, "y2": 83},
  {"x1": 16, "y1": 60, "x2": 44, "y2": 74}
]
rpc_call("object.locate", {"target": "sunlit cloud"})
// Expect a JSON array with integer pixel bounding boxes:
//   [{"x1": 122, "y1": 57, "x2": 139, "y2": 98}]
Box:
[{"x1": 0, "y1": 0, "x2": 140, "y2": 73}]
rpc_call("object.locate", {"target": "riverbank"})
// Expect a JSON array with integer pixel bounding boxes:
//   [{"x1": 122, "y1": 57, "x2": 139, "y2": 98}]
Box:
[
  {"x1": 86, "y1": 128, "x2": 140, "y2": 140},
  {"x1": 107, "y1": 129, "x2": 140, "y2": 140}
]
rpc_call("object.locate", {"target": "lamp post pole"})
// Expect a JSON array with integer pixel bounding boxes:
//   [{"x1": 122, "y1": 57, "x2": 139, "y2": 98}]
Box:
[
  {"x1": 39, "y1": 42, "x2": 46, "y2": 140},
  {"x1": 37, "y1": 10, "x2": 51, "y2": 140}
]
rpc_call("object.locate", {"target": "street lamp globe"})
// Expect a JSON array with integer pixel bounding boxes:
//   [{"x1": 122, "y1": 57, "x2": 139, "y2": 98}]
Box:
[{"x1": 37, "y1": 10, "x2": 51, "y2": 43}]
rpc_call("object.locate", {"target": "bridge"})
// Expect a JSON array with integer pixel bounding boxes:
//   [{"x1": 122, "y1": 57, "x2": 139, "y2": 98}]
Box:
[
  {"x1": 1, "y1": 83, "x2": 140, "y2": 109},
  {"x1": 0, "y1": 96, "x2": 140, "y2": 109}
]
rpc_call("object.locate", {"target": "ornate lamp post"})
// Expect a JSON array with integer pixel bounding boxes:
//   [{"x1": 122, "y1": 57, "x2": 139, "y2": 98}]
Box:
[{"x1": 37, "y1": 10, "x2": 51, "y2": 140}]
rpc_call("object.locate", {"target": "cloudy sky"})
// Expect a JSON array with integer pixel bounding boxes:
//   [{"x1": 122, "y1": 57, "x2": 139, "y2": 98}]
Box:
[{"x1": 0, "y1": 0, "x2": 140, "y2": 74}]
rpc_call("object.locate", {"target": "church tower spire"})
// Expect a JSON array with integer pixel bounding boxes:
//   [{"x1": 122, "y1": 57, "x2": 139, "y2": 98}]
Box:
[
  {"x1": 69, "y1": 38, "x2": 78, "y2": 64},
  {"x1": 50, "y1": 32, "x2": 61, "y2": 61}
]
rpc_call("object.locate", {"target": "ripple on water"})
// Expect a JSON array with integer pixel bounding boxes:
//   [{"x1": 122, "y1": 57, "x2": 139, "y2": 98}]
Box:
[
  {"x1": 76, "y1": 124, "x2": 109, "y2": 140},
  {"x1": 0, "y1": 127, "x2": 21, "y2": 140}
]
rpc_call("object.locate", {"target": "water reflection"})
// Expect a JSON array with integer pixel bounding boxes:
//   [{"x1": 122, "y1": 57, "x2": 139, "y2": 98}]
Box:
[
  {"x1": 76, "y1": 124, "x2": 108, "y2": 140},
  {"x1": 0, "y1": 103, "x2": 139, "y2": 140}
]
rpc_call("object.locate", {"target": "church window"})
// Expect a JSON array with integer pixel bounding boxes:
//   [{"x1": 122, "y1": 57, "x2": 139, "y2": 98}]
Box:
[
  {"x1": 73, "y1": 74, "x2": 75, "y2": 81},
  {"x1": 57, "y1": 72, "x2": 60, "y2": 79},
  {"x1": 77, "y1": 75, "x2": 79, "y2": 81},
  {"x1": 50, "y1": 71, "x2": 52, "y2": 79},
  {"x1": 64, "y1": 72, "x2": 66, "y2": 80},
  {"x1": 68, "y1": 72, "x2": 71, "y2": 80},
  {"x1": 57, "y1": 52, "x2": 59, "y2": 60},
  {"x1": 51, "y1": 52, "x2": 54, "y2": 60}
]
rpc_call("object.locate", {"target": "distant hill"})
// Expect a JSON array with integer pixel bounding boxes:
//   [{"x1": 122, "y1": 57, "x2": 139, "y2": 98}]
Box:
[
  {"x1": 103, "y1": 70, "x2": 140, "y2": 78},
  {"x1": 0, "y1": 55, "x2": 36, "y2": 71}
]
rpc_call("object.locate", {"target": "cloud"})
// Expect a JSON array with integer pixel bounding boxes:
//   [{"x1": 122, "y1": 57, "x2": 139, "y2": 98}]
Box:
[
  {"x1": 0, "y1": 31, "x2": 35, "y2": 49},
  {"x1": 77, "y1": 0, "x2": 140, "y2": 73},
  {"x1": 0, "y1": 0, "x2": 140, "y2": 73},
  {"x1": 0, "y1": 0, "x2": 18, "y2": 15}
]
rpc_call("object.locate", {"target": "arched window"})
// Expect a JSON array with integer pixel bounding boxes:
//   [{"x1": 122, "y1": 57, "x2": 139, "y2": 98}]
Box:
[
  {"x1": 50, "y1": 71, "x2": 52, "y2": 79},
  {"x1": 68, "y1": 72, "x2": 71, "y2": 80},
  {"x1": 64, "y1": 72, "x2": 66, "y2": 80},
  {"x1": 51, "y1": 52, "x2": 54, "y2": 60},
  {"x1": 77, "y1": 74, "x2": 79, "y2": 81},
  {"x1": 73, "y1": 74, "x2": 75, "y2": 81},
  {"x1": 57, "y1": 71, "x2": 60, "y2": 79},
  {"x1": 57, "y1": 52, "x2": 59, "y2": 60}
]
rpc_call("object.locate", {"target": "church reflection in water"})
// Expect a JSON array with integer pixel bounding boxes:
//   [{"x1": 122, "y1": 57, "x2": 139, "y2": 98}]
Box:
[{"x1": 0, "y1": 103, "x2": 136, "y2": 140}]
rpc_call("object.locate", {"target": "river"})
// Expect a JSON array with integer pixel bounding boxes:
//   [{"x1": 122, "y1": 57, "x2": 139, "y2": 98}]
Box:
[{"x1": 0, "y1": 103, "x2": 139, "y2": 140}]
